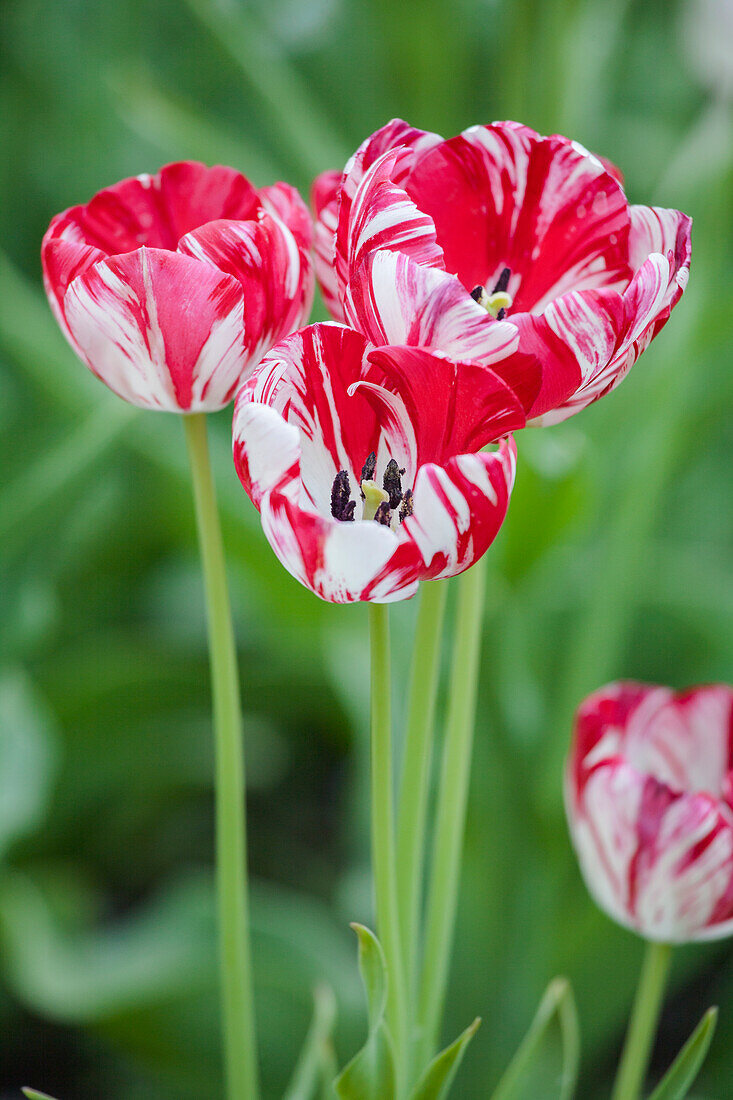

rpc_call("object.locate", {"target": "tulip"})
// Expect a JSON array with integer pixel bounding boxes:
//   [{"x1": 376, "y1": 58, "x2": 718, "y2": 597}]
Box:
[
  {"x1": 233, "y1": 321, "x2": 523, "y2": 603},
  {"x1": 42, "y1": 161, "x2": 313, "y2": 412},
  {"x1": 313, "y1": 120, "x2": 691, "y2": 425},
  {"x1": 40, "y1": 159, "x2": 318, "y2": 1098},
  {"x1": 566, "y1": 681, "x2": 733, "y2": 943}
]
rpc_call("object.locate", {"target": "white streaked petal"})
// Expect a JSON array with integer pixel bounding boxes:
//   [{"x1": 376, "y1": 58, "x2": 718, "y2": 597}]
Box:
[
  {"x1": 345, "y1": 250, "x2": 519, "y2": 367},
  {"x1": 232, "y1": 401, "x2": 301, "y2": 506},
  {"x1": 64, "y1": 248, "x2": 246, "y2": 412}
]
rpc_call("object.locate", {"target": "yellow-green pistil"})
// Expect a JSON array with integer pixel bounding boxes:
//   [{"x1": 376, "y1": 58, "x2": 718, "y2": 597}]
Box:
[{"x1": 471, "y1": 264, "x2": 513, "y2": 319}]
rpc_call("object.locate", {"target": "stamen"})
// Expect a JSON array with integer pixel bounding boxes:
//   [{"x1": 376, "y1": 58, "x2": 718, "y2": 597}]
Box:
[
  {"x1": 470, "y1": 285, "x2": 485, "y2": 303},
  {"x1": 399, "y1": 489, "x2": 413, "y2": 522},
  {"x1": 374, "y1": 501, "x2": 392, "y2": 526},
  {"x1": 331, "y1": 470, "x2": 355, "y2": 521},
  {"x1": 360, "y1": 451, "x2": 377, "y2": 496},
  {"x1": 492, "y1": 266, "x2": 511, "y2": 294},
  {"x1": 383, "y1": 459, "x2": 405, "y2": 510},
  {"x1": 362, "y1": 479, "x2": 389, "y2": 521}
]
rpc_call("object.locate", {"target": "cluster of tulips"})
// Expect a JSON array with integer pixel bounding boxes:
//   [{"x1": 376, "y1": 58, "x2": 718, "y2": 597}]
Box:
[{"x1": 31, "y1": 117, "x2": 732, "y2": 1100}]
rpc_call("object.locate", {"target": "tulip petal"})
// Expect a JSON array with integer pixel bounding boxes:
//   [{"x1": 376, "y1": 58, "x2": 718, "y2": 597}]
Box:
[
  {"x1": 259, "y1": 180, "x2": 314, "y2": 252},
  {"x1": 336, "y1": 148, "x2": 445, "y2": 305},
  {"x1": 528, "y1": 207, "x2": 692, "y2": 424},
  {"x1": 345, "y1": 250, "x2": 521, "y2": 368},
  {"x1": 178, "y1": 213, "x2": 312, "y2": 366},
  {"x1": 314, "y1": 120, "x2": 442, "y2": 323},
  {"x1": 64, "y1": 247, "x2": 246, "y2": 411},
  {"x1": 45, "y1": 162, "x2": 260, "y2": 258},
  {"x1": 231, "y1": 401, "x2": 301, "y2": 507},
  {"x1": 402, "y1": 440, "x2": 517, "y2": 581},
  {"x1": 41, "y1": 235, "x2": 107, "y2": 341},
  {"x1": 312, "y1": 170, "x2": 345, "y2": 321},
  {"x1": 312, "y1": 170, "x2": 342, "y2": 220},
  {"x1": 238, "y1": 324, "x2": 382, "y2": 513},
  {"x1": 364, "y1": 344, "x2": 526, "y2": 461},
  {"x1": 260, "y1": 489, "x2": 419, "y2": 603},
  {"x1": 405, "y1": 122, "x2": 631, "y2": 311},
  {"x1": 515, "y1": 290, "x2": 620, "y2": 422},
  {"x1": 156, "y1": 161, "x2": 261, "y2": 242}
]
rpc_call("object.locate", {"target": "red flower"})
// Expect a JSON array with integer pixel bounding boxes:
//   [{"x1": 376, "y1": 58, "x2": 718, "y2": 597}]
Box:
[
  {"x1": 42, "y1": 162, "x2": 313, "y2": 412},
  {"x1": 566, "y1": 682, "x2": 733, "y2": 943},
  {"x1": 313, "y1": 121, "x2": 691, "y2": 424},
  {"x1": 232, "y1": 323, "x2": 522, "y2": 603}
]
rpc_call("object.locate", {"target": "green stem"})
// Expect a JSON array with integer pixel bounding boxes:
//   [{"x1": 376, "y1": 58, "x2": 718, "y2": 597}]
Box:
[
  {"x1": 611, "y1": 942, "x2": 673, "y2": 1100},
  {"x1": 369, "y1": 602, "x2": 408, "y2": 1095},
  {"x1": 395, "y1": 581, "x2": 448, "y2": 1008},
  {"x1": 183, "y1": 413, "x2": 259, "y2": 1100},
  {"x1": 416, "y1": 557, "x2": 487, "y2": 1066}
]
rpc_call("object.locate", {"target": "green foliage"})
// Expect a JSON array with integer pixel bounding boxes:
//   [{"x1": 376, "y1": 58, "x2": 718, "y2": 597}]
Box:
[
  {"x1": 1, "y1": 0, "x2": 732, "y2": 1097},
  {"x1": 491, "y1": 978, "x2": 580, "y2": 1100},
  {"x1": 22, "y1": 1090, "x2": 60, "y2": 1100},
  {"x1": 0, "y1": 673, "x2": 58, "y2": 858},
  {"x1": 648, "y1": 1007, "x2": 718, "y2": 1100},
  {"x1": 283, "y1": 985, "x2": 338, "y2": 1100},
  {"x1": 409, "y1": 1017, "x2": 480, "y2": 1100},
  {"x1": 335, "y1": 926, "x2": 396, "y2": 1100}
]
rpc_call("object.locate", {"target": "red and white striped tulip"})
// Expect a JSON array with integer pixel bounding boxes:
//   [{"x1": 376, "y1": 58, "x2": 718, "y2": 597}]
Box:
[
  {"x1": 566, "y1": 682, "x2": 733, "y2": 943},
  {"x1": 42, "y1": 162, "x2": 313, "y2": 412},
  {"x1": 232, "y1": 322, "x2": 522, "y2": 603},
  {"x1": 313, "y1": 120, "x2": 691, "y2": 425}
]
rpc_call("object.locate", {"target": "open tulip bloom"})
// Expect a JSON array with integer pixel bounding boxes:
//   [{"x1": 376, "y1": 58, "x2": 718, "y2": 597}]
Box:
[
  {"x1": 232, "y1": 321, "x2": 523, "y2": 603},
  {"x1": 313, "y1": 119, "x2": 691, "y2": 425},
  {"x1": 42, "y1": 160, "x2": 313, "y2": 412}
]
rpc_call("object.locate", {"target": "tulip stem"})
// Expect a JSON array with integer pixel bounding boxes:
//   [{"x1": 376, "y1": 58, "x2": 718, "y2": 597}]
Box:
[
  {"x1": 395, "y1": 582, "x2": 448, "y2": 1043},
  {"x1": 417, "y1": 556, "x2": 487, "y2": 1066},
  {"x1": 369, "y1": 602, "x2": 409, "y2": 1094},
  {"x1": 611, "y1": 941, "x2": 673, "y2": 1100},
  {"x1": 184, "y1": 412, "x2": 259, "y2": 1100}
]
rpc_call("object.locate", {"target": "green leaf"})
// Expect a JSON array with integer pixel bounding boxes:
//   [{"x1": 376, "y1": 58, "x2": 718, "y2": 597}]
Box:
[
  {"x1": 648, "y1": 1007, "x2": 718, "y2": 1100},
  {"x1": 351, "y1": 923, "x2": 388, "y2": 1030},
  {"x1": 334, "y1": 925, "x2": 396, "y2": 1100},
  {"x1": 283, "y1": 984, "x2": 337, "y2": 1100},
  {"x1": 334, "y1": 1024, "x2": 395, "y2": 1100},
  {"x1": 410, "y1": 1017, "x2": 481, "y2": 1100},
  {"x1": 491, "y1": 977, "x2": 580, "y2": 1100},
  {"x1": 22, "y1": 1090, "x2": 60, "y2": 1099}
]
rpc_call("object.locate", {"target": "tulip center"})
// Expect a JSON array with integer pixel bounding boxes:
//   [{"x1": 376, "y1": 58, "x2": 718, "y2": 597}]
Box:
[
  {"x1": 471, "y1": 266, "x2": 513, "y2": 319},
  {"x1": 330, "y1": 453, "x2": 413, "y2": 529}
]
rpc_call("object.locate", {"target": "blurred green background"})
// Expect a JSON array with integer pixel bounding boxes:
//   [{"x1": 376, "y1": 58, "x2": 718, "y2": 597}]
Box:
[{"x1": 1, "y1": 0, "x2": 732, "y2": 1096}]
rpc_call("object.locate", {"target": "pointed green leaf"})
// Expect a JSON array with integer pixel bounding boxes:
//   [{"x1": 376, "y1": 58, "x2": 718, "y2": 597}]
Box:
[
  {"x1": 351, "y1": 923, "x2": 388, "y2": 1030},
  {"x1": 491, "y1": 977, "x2": 580, "y2": 1100},
  {"x1": 648, "y1": 1007, "x2": 718, "y2": 1100},
  {"x1": 284, "y1": 984, "x2": 338, "y2": 1100},
  {"x1": 410, "y1": 1017, "x2": 481, "y2": 1100},
  {"x1": 334, "y1": 1024, "x2": 396, "y2": 1100},
  {"x1": 22, "y1": 1090, "x2": 60, "y2": 1099},
  {"x1": 334, "y1": 925, "x2": 396, "y2": 1100}
]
